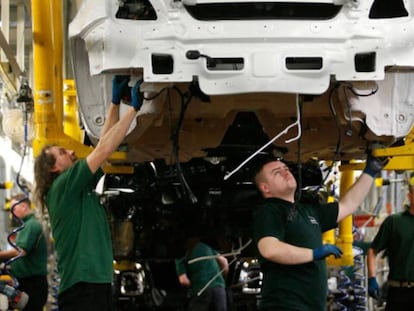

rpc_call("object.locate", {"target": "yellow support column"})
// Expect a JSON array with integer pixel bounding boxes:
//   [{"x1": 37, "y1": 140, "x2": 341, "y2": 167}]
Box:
[
  {"x1": 328, "y1": 170, "x2": 355, "y2": 266},
  {"x1": 63, "y1": 79, "x2": 83, "y2": 142},
  {"x1": 50, "y1": 0, "x2": 63, "y2": 129},
  {"x1": 31, "y1": 0, "x2": 128, "y2": 166},
  {"x1": 322, "y1": 195, "x2": 336, "y2": 245},
  {"x1": 322, "y1": 161, "x2": 338, "y2": 246},
  {"x1": 32, "y1": 0, "x2": 58, "y2": 156}
]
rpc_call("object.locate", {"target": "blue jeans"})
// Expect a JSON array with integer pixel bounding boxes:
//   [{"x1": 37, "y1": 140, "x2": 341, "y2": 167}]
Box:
[{"x1": 188, "y1": 287, "x2": 227, "y2": 311}]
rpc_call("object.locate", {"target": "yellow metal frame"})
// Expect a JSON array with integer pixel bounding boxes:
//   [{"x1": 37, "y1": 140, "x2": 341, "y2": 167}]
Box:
[
  {"x1": 63, "y1": 79, "x2": 83, "y2": 143},
  {"x1": 341, "y1": 128, "x2": 414, "y2": 171},
  {"x1": 32, "y1": 0, "x2": 88, "y2": 156},
  {"x1": 31, "y1": 0, "x2": 130, "y2": 172},
  {"x1": 325, "y1": 171, "x2": 356, "y2": 266},
  {"x1": 322, "y1": 195, "x2": 336, "y2": 246}
]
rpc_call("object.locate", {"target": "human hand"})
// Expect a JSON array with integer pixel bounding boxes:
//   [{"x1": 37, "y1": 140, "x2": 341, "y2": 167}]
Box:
[
  {"x1": 363, "y1": 153, "x2": 388, "y2": 178},
  {"x1": 131, "y1": 79, "x2": 143, "y2": 111},
  {"x1": 368, "y1": 276, "x2": 380, "y2": 299},
  {"x1": 111, "y1": 75, "x2": 130, "y2": 105},
  {"x1": 313, "y1": 244, "x2": 342, "y2": 261}
]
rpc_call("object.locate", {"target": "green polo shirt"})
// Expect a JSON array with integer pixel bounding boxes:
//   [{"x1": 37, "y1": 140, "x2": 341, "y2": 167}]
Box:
[
  {"x1": 370, "y1": 209, "x2": 414, "y2": 281},
  {"x1": 253, "y1": 198, "x2": 339, "y2": 311},
  {"x1": 46, "y1": 159, "x2": 113, "y2": 294},
  {"x1": 175, "y1": 242, "x2": 225, "y2": 296},
  {"x1": 11, "y1": 214, "x2": 47, "y2": 278}
]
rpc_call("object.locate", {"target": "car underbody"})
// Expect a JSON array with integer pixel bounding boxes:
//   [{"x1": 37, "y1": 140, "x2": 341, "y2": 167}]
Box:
[{"x1": 67, "y1": 0, "x2": 414, "y2": 309}]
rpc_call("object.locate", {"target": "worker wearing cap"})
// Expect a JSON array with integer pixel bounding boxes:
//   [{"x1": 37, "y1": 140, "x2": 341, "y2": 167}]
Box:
[{"x1": 367, "y1": 172, "x2": 414, "y2": 310}]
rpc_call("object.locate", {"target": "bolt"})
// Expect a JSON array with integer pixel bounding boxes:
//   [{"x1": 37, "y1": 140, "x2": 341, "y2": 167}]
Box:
[
  {"x1": 95, "y1": 116, "x2": 104, "y2": 126},
  {"x1": 398, "y1": 114, "x2": 406, "y2": 122}
]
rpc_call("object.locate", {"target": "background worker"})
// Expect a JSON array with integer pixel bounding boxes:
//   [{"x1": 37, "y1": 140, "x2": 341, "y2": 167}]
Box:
[
  {"x1": 252, "y1": 154, "x2": 387, "y2": 311},
  {"x1": 0, "y1": 193, "x2": 48, "y2": 311},
  {"x1": 367, "y1": 174, "x2": 414, "y2": 310},
  {"x1": 33, "y1": 75, "x2": 142, "y2": 311},
  {"x1": 175, "y1": 233, "x2": 229, "y2": 311}
]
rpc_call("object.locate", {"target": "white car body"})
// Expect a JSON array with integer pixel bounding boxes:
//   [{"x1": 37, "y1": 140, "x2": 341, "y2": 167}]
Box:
[{"x1": 69, "y1": 0, "x2": 414, "y2": 162}]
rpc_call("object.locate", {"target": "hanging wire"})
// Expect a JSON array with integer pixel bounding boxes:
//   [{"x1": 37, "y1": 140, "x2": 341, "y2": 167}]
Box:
[
  {"x1": 187, "y1": 239, "x2": 252, "y2": 296},
  {"x1": 188, "y1": 239, "x2": 252, "y2": 265},
  {"x1": 3, "y1": 78, "x2": 33, "y2": 269},
  {"x1": 224, "y1": 96, "x2": 302, "y2": 181},
  {"x1": 295, "y1": 95, "x2": 304, "y2": 202},
  {"x1": 308, "y1": 83, "x2": 343, "y2": 197},
  {"x1": 169, "y1": 85, "x2": 198, "y2": 204},
  {"x1": 342, "y1": 82, "x2": 379, "y2": 97},
  {"x1": 315, "y1": 81, "x2": 380, "y2": 195}
]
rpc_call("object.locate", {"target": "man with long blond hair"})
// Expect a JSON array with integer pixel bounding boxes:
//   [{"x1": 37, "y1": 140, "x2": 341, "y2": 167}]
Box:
[{"x1": 33, "y1": 76, "x2": 142, "y2": 311}]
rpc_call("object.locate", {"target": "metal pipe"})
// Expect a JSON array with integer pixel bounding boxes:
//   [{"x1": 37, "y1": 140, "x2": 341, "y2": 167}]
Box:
[
  {"x1": 337, "y1": 170, "x2": 355, "y2": 266},
  {"x1": 32, "y1": 0, "x2": 60, "y2": 156},
  {"x1": 31, "y1": 0, "x2": 127, "y2": 165}
]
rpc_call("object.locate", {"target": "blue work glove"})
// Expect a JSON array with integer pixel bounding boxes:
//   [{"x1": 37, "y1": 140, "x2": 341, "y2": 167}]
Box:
[
  {"x1": 313, "y1": 244, "x2": 343, "y2": 261},
  {"x1": 363, "y1": 153, "x2": 388, "y2": 178},
  {"x1": 131, "y1": 79, "x2": 143, "y2": 111},
  {"x1": 368, "y1": 276, "x2": 380, "y2": 299},
  {"x1": 111, "y1": 75, "x2": 130, "y2": 105}
]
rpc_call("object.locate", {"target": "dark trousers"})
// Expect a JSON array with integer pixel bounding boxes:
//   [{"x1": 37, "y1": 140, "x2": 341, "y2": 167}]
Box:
[
  {"x1": 386, "y1": 286, "x2": 414, "y2": 311},
  {"x1": 17, "y1": 275, "x2": 48, "y2": 311},
  {"x1": 58, "y1": 282, "x2": 112, "y2": 311},
  {"x1": 188, "y1": 287, "x2": 227, "y2": 311}
]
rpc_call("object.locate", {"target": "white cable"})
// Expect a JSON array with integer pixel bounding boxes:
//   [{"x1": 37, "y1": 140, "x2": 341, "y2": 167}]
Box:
[
  {"x1": 187, "y1": 239, "x2": 252, "y2": 296},
  {"x1": 196, "y1": 256, "x2": 238, "y2": 297},
  {"x1": 224, "y1": 97, "x2": 302, "y2": 180},
  {"x1": 188, "y1": 239, "x2": 252, "y2": 264}
]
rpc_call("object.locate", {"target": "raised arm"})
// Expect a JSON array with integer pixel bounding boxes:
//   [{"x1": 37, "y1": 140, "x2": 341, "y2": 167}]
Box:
[
  {"x1": 87, "y1": 107, "x2": 138, "y2": 173},
  {"x1": 337, "y1": 155, "x2": 388, "y2": 222},
  {"x1": 100, "y1": 76, "x2": 129, "y2": 137},
  {"x1": 337, "y1": 173, "x2": 374, "y2": 222},
  {"x1": 87, "y1": 76, "x2": 142, "y2": 173}
]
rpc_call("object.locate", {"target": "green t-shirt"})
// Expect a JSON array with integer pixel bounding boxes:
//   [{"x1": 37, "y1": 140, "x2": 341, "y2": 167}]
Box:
[
  {"x1": 46, "y1": 159, "x2": 113, "y2": 294},
  {"x1": 252, "y1": 198, "x2": 339, "y2": 311},
  {"x1": 175, "y1": 242, "x2": 225, "y2": 296},
  {"x1": 370, "y1": 210, "x2": 414, "y2": 281},
  {"x1": 11, "y1": 214, "x2": 47, "y2": 278}
]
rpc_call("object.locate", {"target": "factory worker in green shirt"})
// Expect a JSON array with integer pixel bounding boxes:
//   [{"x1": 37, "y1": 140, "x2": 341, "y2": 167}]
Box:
[
  {"x1": 252, "y1": 154, "x2": 386, "y2": 311},
  {"x1": 33, "y1": 75, "x2": 143, "y2": 311},
  {"x1": 175, "y1": 235, "x2": 229, "y2": 311},
  {"x1": 0, "y1": 193, "x2": 48, "y2": 311},
  {"x1": 367, "y1": 173, "x2": 414, "y2": 310}
]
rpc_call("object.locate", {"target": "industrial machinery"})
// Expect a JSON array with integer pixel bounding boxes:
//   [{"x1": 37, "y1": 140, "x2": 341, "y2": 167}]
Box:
[
  {"x1": 1, "y1": 0, "x2": 414, "y2": 310},
  {"x1": 65, "y1": 1, "x2": 414, "y2": 309},
  {"x1": 68, "y1": 0, "x2": 414, "y2": 166}
]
